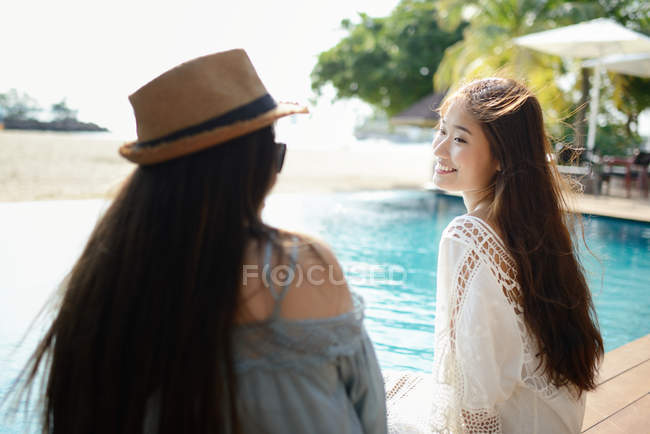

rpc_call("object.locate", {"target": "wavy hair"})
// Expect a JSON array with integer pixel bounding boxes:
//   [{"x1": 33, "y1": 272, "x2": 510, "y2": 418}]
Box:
[{"x1": 441, "y1": 78, "x2": 603, "y2": 392}]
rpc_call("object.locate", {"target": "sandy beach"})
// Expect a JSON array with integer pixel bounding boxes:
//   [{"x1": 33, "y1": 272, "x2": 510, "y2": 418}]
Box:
[
  {"x1": 0, "y1": 130, "x2": 434, "y2": 202},
  {"x1": 3, "y1": 129, "x2": 649, "y2": 222}
]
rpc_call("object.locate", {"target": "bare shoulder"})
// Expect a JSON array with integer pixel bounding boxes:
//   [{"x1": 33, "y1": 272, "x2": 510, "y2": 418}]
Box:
[
  {"x1": 277, "y1": 230, "x2": 353, "y2": 320},
  {"x1": 285, "y1": 231, "x2": 341, "y2": 265}
]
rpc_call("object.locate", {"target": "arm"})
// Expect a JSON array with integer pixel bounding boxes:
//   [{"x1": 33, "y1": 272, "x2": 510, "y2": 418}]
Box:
[
  {"x1": 435, "y1": 233, "x2": 522, "y2": 434},
  {"x1": 339, "y1": 326, "x2": 388, "y2": 434},
  {"x1": 280, "y1": 233, "x2": 388, "y2": 431},
  {"x1": 278, "y1": 233, "x2": 354, "y2": 320}
]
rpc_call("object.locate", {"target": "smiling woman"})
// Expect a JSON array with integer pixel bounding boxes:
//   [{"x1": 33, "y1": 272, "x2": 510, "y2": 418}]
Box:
[
  {"x1": 386, "y1": 78, "x2": 603, "y2": 434},
  {"x1": 432, "y1": 99, "x2": 500, "y2": 211}
]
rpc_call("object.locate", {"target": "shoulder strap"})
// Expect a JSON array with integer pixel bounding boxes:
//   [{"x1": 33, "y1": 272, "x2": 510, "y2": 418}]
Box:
[
  {"x1": 263, "y1": 234, "x2": 279, "y2": 299},
  {"x1": 263, "y1": 235, "x2": 299, "y2": 319}
]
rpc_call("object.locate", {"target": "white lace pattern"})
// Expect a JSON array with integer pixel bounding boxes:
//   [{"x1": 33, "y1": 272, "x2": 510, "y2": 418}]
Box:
[
  {"x1": 386, "y1": 216, "x2": 583, "y2": 434},
  {"x1": 446, "y1": 216, "x2": 559, "y2": 401}
]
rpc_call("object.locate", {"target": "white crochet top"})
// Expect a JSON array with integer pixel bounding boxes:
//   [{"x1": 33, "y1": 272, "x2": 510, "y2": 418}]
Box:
[{"x1": 385, "y1": 215, "x2": 585, "y2": 434}]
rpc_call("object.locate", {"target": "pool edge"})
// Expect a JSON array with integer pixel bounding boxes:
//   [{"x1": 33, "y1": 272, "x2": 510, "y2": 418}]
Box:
[{"x1": 425, "y1": 185, "x2": 650, "y2": 224}]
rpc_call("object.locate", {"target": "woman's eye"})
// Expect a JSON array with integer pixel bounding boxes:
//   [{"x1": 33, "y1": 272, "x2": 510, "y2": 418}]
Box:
[
  {"x1": 454, "y1": 137, "x2": 467, "y2": 144},
  {"x1": 439, "y1": 129, "x2": 447, "y2": 135}
]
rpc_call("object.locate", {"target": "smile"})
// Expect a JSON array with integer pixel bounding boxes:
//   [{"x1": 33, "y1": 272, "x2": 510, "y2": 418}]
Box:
[{"x1": 435, "y1": 163, "x2": 457, "y2": 174}]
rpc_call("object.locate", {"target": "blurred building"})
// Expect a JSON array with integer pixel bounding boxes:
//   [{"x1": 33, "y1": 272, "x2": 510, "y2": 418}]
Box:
[{"x1": 390, "y1": 92, "x2": 446, "y2": 128}]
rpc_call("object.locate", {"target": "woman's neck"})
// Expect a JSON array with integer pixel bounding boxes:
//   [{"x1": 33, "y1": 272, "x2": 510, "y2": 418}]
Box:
[{"x1": 462, "y1": 192, "x2": 491, "y2": 215}]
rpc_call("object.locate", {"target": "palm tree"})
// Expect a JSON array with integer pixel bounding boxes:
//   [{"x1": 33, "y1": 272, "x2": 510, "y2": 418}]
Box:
[{"x1": 432, "y1": 0, "x2": 603, "y2": 137}]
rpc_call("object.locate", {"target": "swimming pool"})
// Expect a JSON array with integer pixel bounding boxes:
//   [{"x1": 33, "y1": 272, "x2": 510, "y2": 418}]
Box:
[
  {"x1": 1, "y1": 191, "x2": 649, "y2": 430},
  {"x1": 262, "y1": 190, "x2": 650, "y2": 371}
]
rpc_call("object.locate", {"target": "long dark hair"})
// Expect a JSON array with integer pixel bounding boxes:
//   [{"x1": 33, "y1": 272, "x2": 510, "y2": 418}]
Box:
[
  {"x1": 11, "y1": 126, "x2": 278, "y2": 433},
  {"x1": 442, "y1": 78, "x2": 604, "y2": 392}
]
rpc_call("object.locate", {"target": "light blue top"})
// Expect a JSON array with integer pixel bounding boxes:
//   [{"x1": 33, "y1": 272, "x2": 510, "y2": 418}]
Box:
[{"x1": 233, "y1": 236, "x2": 388, "y2": 434}]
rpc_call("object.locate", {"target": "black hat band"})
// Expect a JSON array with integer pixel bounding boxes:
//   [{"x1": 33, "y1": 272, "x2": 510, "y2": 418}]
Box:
[{"x1": 136, "y1": 93, "x2": 277, "y2": 148}]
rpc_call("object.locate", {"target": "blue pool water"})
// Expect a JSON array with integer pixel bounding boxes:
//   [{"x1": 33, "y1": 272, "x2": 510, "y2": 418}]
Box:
[
  {"x1": 1, "y1": 191, "x2": 649, "y2": 431},
  {"x1": 262, "y1": 191, "x2": 650, "y2": 372}
]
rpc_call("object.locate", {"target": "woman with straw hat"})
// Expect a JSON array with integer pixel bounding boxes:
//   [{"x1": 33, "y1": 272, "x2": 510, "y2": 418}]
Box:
[{"x1": 11, "y1": 49, "x2": 387, "y2": 434}]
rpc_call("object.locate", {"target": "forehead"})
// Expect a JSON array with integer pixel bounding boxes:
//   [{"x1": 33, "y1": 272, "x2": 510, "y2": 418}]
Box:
[
  {"x1": 441, "y1": 99, "x2": 475, "y2": 125},
  {"x1": 440, "y1": 99, "x2": 491, "y2": 146}
]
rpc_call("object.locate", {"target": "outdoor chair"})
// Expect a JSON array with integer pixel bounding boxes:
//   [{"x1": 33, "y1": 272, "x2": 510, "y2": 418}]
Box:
[{"x1": 599, "y1": 151, "x2": 649, "y2": 198}]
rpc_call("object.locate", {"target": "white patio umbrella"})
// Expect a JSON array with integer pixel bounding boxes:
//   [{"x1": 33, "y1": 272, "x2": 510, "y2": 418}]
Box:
[
  {"x1": 583, "y1": 53, "x2": 650, "y2": 78},
  {"x1": 514, "y1": 18, "x2": 650, "y2": 151}
]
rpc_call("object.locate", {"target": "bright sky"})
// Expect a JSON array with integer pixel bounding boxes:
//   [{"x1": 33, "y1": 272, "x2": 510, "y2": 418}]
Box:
[
  {"x1": 4, "y1": 1, "x2": 649, "y2": 143},
  {"x1": 1, "y1": 0, "x2": 401, "y2": 138}
]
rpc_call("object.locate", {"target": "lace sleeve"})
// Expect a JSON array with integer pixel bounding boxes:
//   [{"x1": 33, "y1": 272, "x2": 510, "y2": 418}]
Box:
[{"x1": 433, "y1": 218, "x2": 524, "y2": 433}]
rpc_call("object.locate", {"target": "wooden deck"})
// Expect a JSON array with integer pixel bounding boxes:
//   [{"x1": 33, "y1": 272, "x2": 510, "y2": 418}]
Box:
[
  {"x1": 570, "y1": 194, "x2": 650, "y2": 223},
  {"x1": 426, "y1": 188, "x2": 650, "y2": 432},
  {"x1": 582, "y1": 334, "x2": 650, "y2": 433}
]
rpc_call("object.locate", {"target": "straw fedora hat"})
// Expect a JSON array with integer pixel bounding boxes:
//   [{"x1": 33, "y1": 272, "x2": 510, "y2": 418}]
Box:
[{"x1": 119, "y1": 49, "x2": 308, "y2": 165}]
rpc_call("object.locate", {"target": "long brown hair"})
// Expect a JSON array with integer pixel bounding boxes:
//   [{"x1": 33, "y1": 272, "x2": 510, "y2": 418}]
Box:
[
  {"x1": 442, "y1": 78, "x2": 603, "y2": 392},
  {"x1": 9, "y1": 126, "x2": 279, "y2": 433}
]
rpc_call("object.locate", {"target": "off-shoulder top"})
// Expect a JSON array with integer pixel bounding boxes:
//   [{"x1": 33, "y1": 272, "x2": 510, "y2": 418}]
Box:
[
  {"x1": 232, "y1": 235, "x2": 388, "y2": 434},
  {"x1": 143, "y1": 236, "x2": 387, "y2": 434}
]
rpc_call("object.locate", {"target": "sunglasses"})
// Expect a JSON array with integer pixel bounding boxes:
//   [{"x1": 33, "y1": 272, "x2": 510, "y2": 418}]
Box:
[{"x1": 276, "y1": 142, "x2": 286, "y2": 173}]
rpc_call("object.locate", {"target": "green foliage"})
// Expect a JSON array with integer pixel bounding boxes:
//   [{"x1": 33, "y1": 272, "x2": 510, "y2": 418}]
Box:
[
  {"x1": 434, "y1": 0, "x2": 650, "y2": 139},
  {"x1": 0, "y1": 89, "x2": 41, "y2": 120},
  {"x1": 432, "y1": 0, "x2": 605, "y2": 135},
  {"x1": 610, "y1": 75, "x2": 650, "y2": 139},
  {"x1": 313, "y1": 0, "x2": 649, "y2": 140},
  {"x1": 311, "y1": 0, "x2": 464, "y2": 116},
  {"x1": 595, "y1": 0, "x2": 650, "y2": 32},
  {"x1": 594, "y1": 123, "x2": 643, "y2": 156},
  {"x1": 0, "y1": 91, "x2": 82, "y2": 123},
  {"x1": 595, "y1": 1, "x2": 650, "y2": 141},
  {"x1": 51, "y1": 99, "x2": 78, "y2": 121}
]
